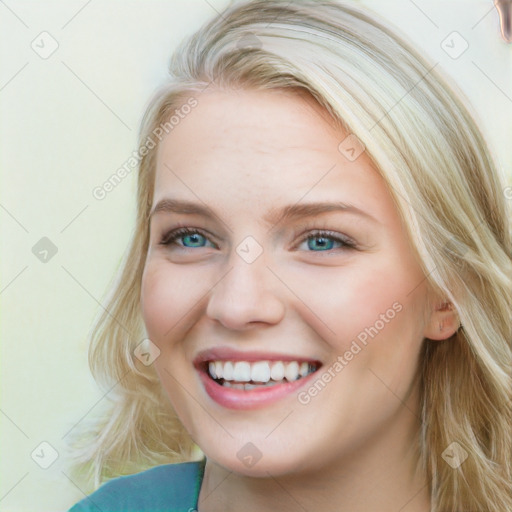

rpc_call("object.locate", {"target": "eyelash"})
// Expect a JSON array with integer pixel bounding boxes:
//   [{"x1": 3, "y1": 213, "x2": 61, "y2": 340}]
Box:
[
  {"x1": 297, "y1": 229, "x2": 356, "y2": 252},
  {"x1": 160, "y1": 227, "x2": 215, "y2": 248},
  {"x1": 159, "y1": 225, "x2": 357, "y2": 252}
]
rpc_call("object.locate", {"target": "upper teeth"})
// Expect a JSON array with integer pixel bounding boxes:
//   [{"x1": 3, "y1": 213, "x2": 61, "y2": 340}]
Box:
[{"x1": 208, "y1": 360, "x2": 315, "y2": 383}]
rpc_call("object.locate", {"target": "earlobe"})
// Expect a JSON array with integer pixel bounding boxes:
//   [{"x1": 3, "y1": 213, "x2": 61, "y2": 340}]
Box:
[{"x1": 424, "y1": 300, "x2": 461, "y2": 341}]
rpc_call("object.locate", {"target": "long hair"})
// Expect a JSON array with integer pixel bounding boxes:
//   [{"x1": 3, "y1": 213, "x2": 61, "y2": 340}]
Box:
[{"x1": 67, "y1": 1, "x2": 512, "y2": 510}]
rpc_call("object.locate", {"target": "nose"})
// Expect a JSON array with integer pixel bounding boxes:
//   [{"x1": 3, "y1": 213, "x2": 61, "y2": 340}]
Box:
[{"x1": 205, "y1": 250, "x2": 286, "y2": 330}]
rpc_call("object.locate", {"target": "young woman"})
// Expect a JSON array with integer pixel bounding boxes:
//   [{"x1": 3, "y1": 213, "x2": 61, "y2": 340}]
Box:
[{"x1": 67, "y1": 1, "x2": 512, "y2": 511}]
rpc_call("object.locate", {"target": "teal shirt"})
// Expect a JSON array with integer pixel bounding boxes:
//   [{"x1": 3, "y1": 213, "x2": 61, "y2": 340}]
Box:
[{"x1": 68, "y1": 459, "x2": 206, "y2": 512}]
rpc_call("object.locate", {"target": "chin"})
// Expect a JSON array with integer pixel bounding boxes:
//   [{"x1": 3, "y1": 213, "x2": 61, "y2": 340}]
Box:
[{"x1": 203, "y1": 442, "x2": 318, "y2": 479}]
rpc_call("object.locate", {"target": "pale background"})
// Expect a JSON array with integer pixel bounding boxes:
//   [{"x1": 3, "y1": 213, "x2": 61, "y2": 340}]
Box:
[{"x1": 0, "y1": 1, "x2": 510, "y2": 511}]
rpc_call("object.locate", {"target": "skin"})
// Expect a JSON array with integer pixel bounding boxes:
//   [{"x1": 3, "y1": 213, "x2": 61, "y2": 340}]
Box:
[{"x1": 140, "y1": 88, "x2": 459, "y2": 512}]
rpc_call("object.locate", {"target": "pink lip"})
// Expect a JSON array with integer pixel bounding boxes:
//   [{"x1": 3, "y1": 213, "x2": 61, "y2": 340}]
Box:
[
  {"x1": 197, "y1": 369, "x2": 319, "y2": 409},
  {"x1": 194, "y1": 347, "x2": 322, "y2": 410}
]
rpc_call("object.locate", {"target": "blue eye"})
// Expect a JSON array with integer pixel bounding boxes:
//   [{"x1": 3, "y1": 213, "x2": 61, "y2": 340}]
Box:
[
  {"x1": 298, "y1": 231, "x2": 354, "y2": 252},
  {"x1": 181, "y1": 233, "x2": 207, "y2": 248},
  {"x1": 305, "y1": 235, "x2": 338, "y2": 251},
  {"x1": 160, "y1": 228, "x2": 215, "y2": 249},
  {"x1": 160, "y1": 228, "x2": 355, "y2": 252}
]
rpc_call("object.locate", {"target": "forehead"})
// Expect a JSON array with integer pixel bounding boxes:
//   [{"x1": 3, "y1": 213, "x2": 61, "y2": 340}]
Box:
[
  {"x1": 157, "y1": 89, "x2": 338, "y2": 163},
  {"x1": 153, "y1": 88, "x2": 390, "y2": 216}
]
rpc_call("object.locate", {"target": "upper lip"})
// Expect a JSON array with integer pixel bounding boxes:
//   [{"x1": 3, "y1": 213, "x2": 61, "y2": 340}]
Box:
[{"x1": 193, "y1": 347, "x2": 322, "y2": 367}]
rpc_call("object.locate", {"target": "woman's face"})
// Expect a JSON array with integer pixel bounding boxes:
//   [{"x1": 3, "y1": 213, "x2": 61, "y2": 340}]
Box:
[{"x1": 141, "y1": 88, "x2": 435, "y2": 477}]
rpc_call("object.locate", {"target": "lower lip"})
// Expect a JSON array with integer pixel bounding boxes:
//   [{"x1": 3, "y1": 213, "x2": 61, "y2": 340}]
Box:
[{"x1": 197, "y1": 368, "x2": 319, "y2": 410}]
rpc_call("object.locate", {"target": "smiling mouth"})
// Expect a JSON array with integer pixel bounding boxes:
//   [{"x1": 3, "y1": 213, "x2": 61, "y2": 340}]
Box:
[{"x1": 203, "y1": 359, "x2": 321, "y2": 390}]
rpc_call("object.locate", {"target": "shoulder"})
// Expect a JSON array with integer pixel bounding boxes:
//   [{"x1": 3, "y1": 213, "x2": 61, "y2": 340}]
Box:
[{"x1": 67, "y1": 459, "x2": 205, "y2": 512}]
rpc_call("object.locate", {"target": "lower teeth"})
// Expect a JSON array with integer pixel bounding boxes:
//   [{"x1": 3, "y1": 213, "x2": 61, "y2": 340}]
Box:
[{"x1": 220, "y1": 378, "x2": 298, "y2": 389}]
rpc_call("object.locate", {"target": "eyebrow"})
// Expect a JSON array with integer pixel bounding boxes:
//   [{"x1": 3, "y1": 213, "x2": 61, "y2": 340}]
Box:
[
  {"x1": 264, "y1": 201, "x2": 376, "y2": 226},
  {"x1": 150, "y1": 198, "x2": 214, "y2": 218},
  {"x1": 149, "y1": 198, "x2": 377, "y2": 226}
]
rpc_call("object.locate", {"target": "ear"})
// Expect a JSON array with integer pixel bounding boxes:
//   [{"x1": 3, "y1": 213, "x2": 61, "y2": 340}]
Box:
[{"x1": 424, "y1": 300, "x2": 460, "y2": 341}]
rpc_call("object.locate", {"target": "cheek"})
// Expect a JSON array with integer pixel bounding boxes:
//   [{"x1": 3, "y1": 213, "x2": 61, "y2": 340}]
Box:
[
  {"x1": 140, "y1": 263, "x2": 170, "y2": 338},
  {"x1": 288, "y1": 258, "x2": 415, "y2": 347},
  {"x1": 140, "y1": 260, "x2": 206, "y2": 340},
  {"x1": 140, "y1": 263, "x2": 203, "y2": 415}
]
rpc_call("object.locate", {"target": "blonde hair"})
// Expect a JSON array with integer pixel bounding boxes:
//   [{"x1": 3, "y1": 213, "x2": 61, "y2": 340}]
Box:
[{"x1": 67, "y1": 1, "x2": 512, "y2": 510}]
